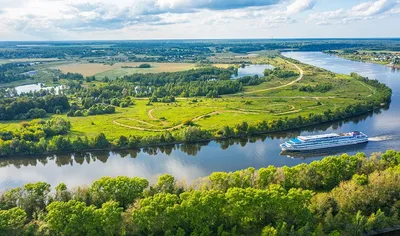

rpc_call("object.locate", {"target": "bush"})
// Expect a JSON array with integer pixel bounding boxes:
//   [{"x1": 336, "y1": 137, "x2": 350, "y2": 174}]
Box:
[{"x1": 183, "y1": 119, "x2": 195, "y2": 126}]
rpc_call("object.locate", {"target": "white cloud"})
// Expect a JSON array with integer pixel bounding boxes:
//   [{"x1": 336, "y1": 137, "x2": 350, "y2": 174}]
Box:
[
  {"x1": 307, "y1": 0, "x2": 399, "y2": 25},
  {"x1": 286, "y1": 0, "x2": 316, "y2": 14},
  {"x1": 350, "y1": 0, "x2": 396, "y2": 17},
  {"x1": 263, "y1": 14, "x2": 297, "y2": 27}
]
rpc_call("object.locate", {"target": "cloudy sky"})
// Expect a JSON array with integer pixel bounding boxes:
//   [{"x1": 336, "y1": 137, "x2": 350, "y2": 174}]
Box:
[{"x1": 0, "y1": 0, "x2": 399, "y2": 40}]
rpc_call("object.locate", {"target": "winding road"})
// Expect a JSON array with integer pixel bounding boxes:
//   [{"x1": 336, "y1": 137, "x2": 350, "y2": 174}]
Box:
[{"x1": 111, "y1": 61, "x2": 315, "y2": 132}]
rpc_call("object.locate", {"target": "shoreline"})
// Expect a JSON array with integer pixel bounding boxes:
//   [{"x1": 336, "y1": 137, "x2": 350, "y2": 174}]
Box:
[
  {"x1": 0, "y1": 107, "x2": 382, "y2": 159},
  {"x1": 324, "y1": 52, "x2": 400, "y2": 68}
]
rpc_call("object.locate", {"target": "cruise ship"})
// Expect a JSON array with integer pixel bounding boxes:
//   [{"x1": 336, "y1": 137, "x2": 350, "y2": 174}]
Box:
[{"x1": 280, "y1": 131, "x2": 368, "y2": 151}]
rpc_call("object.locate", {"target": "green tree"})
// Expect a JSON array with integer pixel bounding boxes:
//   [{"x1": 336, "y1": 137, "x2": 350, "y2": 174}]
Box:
[
  {"x1": 89, "y1": 176, "x2": 149, "y2": 209},
  {"x1": 46, "y1": 200, "x2": 99, "y2": 236},
  {"x1": 0, "y1": 207, "x2": 27, "y2": 235}
]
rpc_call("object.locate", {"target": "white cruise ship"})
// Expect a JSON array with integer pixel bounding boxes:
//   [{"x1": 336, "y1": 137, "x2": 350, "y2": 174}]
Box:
[{"x1": 280, "y1": 131, "x2": 368, "y2": 151}]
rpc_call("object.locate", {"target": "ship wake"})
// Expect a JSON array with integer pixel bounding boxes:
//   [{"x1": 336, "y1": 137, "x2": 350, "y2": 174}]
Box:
[{"x1": 368, "y1": 134, "x2": 398, "y2": 142}]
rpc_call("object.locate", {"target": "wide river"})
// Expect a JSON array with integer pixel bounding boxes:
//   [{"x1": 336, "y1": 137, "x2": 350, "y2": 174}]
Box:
[{"x1": 1, "y1": 52, "x2": 399, "y2": 190}]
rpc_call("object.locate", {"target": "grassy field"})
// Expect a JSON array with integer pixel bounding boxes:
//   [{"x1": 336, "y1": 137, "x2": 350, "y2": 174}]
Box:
[
  {"x1": 0, "y1": 55, "x2": 377, "y2": 141},
  {"x1": 209, "y1": 50, "x2": 280, "y2": 63},
  {"x1": 53, "y1": 62, "x2": 231, "y2": 79}
]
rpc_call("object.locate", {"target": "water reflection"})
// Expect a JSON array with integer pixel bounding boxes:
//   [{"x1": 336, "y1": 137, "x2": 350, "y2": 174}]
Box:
[
  {"x1": 231, "y1": 64, "x2": 273, "y2": 79},
  {"x1": 14, "y1": 83, "x2": 64, "y2": 95}
]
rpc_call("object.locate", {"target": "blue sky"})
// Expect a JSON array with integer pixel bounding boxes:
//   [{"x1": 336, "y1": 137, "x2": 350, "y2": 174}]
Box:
[{"x1": 0, "y1": 0, "x2": 399, "y2": 40}]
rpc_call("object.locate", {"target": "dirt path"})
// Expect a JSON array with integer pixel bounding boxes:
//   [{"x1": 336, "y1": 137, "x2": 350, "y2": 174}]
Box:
[
  {"x1": 113, "y1": 61, "x2": 306, "y2": 132},
  {"x1": 113, "y1": 111, "x2": 220, "y2": 132},
  {"x1": 113, "y1": 109, "x2": 264, "y2": 132},
  {"x1": 242, "y1": 61, "x2": 304, "y2": 94},
  {"x1": 148, "y1": 108, "x2": 168, "y2": 125},
  {"x1": 356, "y1": 81, "x2": 376, "y2": 97}
]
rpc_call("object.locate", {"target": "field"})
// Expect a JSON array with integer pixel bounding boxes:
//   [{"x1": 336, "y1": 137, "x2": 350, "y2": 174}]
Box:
[
  {"x1": 209, "y1": 50, "x2": 280, "y2": 63},
  {"x1": 53, "y1": 62, "x2": 231, "y2": 79}
]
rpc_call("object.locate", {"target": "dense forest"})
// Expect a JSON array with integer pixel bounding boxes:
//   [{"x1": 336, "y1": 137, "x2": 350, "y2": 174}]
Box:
[{"x1": 1, "y1": 150, "x2": 400, "y2": 235}]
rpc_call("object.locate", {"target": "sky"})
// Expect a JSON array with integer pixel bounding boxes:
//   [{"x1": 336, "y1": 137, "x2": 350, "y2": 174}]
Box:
[{"x1": 0, "y1": 0, "x2": 399, "y2": 40}]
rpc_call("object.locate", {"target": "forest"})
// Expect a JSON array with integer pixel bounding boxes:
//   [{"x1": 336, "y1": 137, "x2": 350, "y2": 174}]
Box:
[{"x1": 1, "y1": 150, "x2": 400, "y2": 235}]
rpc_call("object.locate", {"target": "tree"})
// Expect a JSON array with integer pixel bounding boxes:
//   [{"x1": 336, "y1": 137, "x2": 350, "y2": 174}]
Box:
[
  {"x1": 152, "y1": 174, "x2": 176, "y2": 194},
  {"x1": 55, "y1": 183, "x2": 72, "y2": 202},
  {"x1": 20, "y1": 182, "x2": 51, "y2": 220},
  {"x1": 131, "y1": 193, "x2": 179, "y2": 235},
  {"x1": 0, "y1": 207, "x2": 27, "y2": 235},
  {"x1": 262, "y1": 225, "x2": 278, "y2": 236},
  {"x1": 97, "y1": 201, "x2": 124, "y2": 235},
  {"x1": 92, "y1": 133, "x2": 109, "y2": 149},
  {"x1": 89, "y1": 176, "x2": 149, "y2": 209},
  {"x1": 46, "y1": 200, "x2": 99, "y2": 236}
]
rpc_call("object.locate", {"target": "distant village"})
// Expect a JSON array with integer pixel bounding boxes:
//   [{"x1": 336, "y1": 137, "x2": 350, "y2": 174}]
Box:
[
  {"x1": 369, "y1": 53, "x2": 400, "y2": 65},
  {"x1": 325, "y1": 50, "x2": 400, "y2": 66}
]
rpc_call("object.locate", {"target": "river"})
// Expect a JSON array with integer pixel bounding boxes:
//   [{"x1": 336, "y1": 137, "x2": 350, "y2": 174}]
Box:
[{"x1": 0, "y1": 52, "x2": 399, "y2": 190}]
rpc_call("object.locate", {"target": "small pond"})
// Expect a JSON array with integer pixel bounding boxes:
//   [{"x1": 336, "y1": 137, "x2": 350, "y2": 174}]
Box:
[
  {"x1": 14, "y1": 83, "x2": 64, "y2": 94},
  {"x1": 231, "y1": 64, "x2": 273, "y2": 79}
]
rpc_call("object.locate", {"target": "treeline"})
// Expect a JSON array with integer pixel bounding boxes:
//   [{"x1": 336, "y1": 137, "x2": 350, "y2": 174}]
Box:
[
  {"x1": 2, "y1": 150, "x2": 400, "y2": 235},
  {"x1": 121, "y1": 63, "x2": 151, "y2": 68},
  {"x1": 59, "y1": 72, "x2": 84, "y2": 80},
  {"x1": 264, "y1": 67, "x2": 299, "y2": 78},
  {"x1": 66, "y1": 67, "x2": 244, "y2": 100},
  {"x1": 237, "y1": 75, "x2": 266, "y2": 86},
  {"x1": 299, "y1": 83, "x2": 333, "y2": 93},
  {"x1": 0, "y1": 118, "x2": 71, "y2": 156},
  {"x1": 0, "y1": 63, "x2": 34, "y2": 83},
  {"x1": 67, "y1": 104, "x2": 116, "y2": 117},
  {"x1": 121, "y1": 67, "x2": 236, "y2": 85},
  {"x1": 0, "y1": 95, "x2": 69, "y2": 120},
  {"x1": 350, "y1": 72, "x2": 392, "y2": 103}
]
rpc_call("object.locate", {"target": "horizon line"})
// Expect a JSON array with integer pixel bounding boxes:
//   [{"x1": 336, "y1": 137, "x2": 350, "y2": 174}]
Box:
[{"x1": 1, "y1": 37, "x2": 400, "y2": 43}]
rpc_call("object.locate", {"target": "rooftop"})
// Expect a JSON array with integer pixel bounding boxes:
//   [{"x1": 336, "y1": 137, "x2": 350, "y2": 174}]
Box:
[{"x1": 298, "y1": 133, "x2": 339, "y2": 141}]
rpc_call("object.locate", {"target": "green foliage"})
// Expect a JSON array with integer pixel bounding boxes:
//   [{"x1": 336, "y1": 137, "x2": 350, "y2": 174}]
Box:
[
  {"x1": 89, "y1": 176, "x2": 149, "y2": 208},
  {"x1": 0, "y1": 94, "x2": 70, "y2": 120},
  {"x1": 0, "y1": 207, "x2": 27, "y2": 235},
  {"x1": 299, "y1": 83, "x2": 333, "y2": 93}
]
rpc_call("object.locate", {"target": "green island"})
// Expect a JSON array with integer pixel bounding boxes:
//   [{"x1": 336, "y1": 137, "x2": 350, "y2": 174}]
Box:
[
  {"x1": 0, "y1": 53, "x2": 392, "y2": 157},
  {"x1": 1, "y1": 150, "x2": 400, "y2": 235}
]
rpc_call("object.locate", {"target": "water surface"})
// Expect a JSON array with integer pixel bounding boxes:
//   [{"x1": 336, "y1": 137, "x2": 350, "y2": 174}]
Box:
[
  {"x1": 14, "y1": 83, "x2": 64, "y2": 94},
  {"x1": 232, "y1": 64, "x2": 273, "y2": 79},
  {"x1": 1, "y1": 52, "x2": 399, "y2": 190}
]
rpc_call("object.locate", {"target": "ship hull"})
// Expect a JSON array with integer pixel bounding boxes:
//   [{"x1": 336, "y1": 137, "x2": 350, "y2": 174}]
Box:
[{"x1": 280, "y1": 138, "x2": 368, "y2": 151}]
